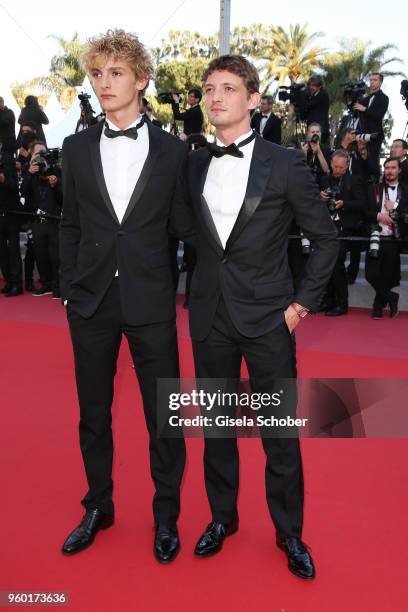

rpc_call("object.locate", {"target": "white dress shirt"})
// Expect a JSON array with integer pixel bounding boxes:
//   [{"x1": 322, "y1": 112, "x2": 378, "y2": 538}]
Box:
[
  {"x1": 260, "y1": 112, "x2": 271, "y2": 136},
  {"x1": 100, "y1": 116, "x2": 149, "y2": 276},
  {"x1": 100, "y1": 116, "x2": 149, "y2": 224},
  {"x1": 379, "y1": 184, "x2": 399, "y2": 237},
  {"x1": 203, "y1": 130, "x2": 255, "y2": 248}
]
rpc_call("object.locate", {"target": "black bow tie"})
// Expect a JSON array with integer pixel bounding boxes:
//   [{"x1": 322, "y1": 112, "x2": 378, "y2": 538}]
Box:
[
  {"x1": 261, "y1": 114, "x2": 269, "y2": 118},
  {"x1": 388, "y1": 185, "x2": 397, "y2": 190},
  {"x1": 104, "y1": 117, "x2": 144, "y2": 140},
  {"x1": 207, "y1": 132, "x2": 256, "y2": 158}
]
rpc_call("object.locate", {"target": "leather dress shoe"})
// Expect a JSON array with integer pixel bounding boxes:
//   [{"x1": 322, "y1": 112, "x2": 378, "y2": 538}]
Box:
[
  {"x1": 372, "y1": 306, "x2": 383, "y2": 319},
  {"x1": 277, "y1": 535, "x2": 315, "y2": 580},
  {"x1": 388, "y1": 291, "x2": 399, "y2": 319},
  {"x1": 1, "y1": 283, "x2": 12, "y2": 294},
  {"x1": 194, "y1": 518, "x2": 238, "y2": 557},
  {"x1": 325, "y1": 306, "x2": 348, "y2": 317},
  {"x1": 4, "y1": 285, "x2": 23, "y2": 297},
  {"x1": 153, "y1": 524, "x2": 180, "y2": 564},
  {"x1": 61, "y1": 509, "x2": 114, "y2": 555}
]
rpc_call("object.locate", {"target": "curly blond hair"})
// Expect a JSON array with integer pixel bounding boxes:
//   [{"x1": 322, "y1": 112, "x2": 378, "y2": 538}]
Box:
[{"x1": 82, "y1": 29, "x2": 154, "y2": 84}]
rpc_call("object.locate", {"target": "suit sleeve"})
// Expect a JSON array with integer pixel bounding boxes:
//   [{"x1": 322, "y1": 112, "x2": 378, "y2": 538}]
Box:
[
  {"x1": 59, "y1": 138, "x2": 81, "y2": 301},
  {"x1": 364, "y1": 93, "x2": 389, "y2": 123},
  {"x1": 168, "y1": 147, "x2": 197, "y2": 247},
  {"x1": 286, "y1": 151, "x2": 339, "y2": 311}
]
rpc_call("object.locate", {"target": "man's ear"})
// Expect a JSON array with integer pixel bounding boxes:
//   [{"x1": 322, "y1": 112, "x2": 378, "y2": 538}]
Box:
[
  {"x1": 136, "y1": 77, "x2": 149, "y2": 94},
  {"x1": 248, "y1": 92, "x2": 261, "y2": 112}
]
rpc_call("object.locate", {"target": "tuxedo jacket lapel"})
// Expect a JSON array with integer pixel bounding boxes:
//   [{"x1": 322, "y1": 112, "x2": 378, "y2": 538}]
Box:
[
  {"x1": 224, "y1": 135, "x2": 273, "y2": 253},
  {"x1": 121, "y1": 121, "x2": 160, "y2": 225},
  {"x1": 88, "y1": 122, "x2": 119, "y2": 224},
  {"x1": 88, "y1": 120, "x2": 161, "y2": 227}
]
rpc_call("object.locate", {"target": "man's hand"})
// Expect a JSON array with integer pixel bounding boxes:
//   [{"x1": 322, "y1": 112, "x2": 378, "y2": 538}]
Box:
[
  {"x1": 179, "y1": 132, "x2": 188, "y2": 142},
  {"x1": 48, "y1": 175, "x2": 58, "y2": 188},
  {"x1": 310, "y1": 140, "x2": 321, "y2": 154},
  {"x1": 301, "y1": 142, "x2": 309, "y2": 156},
  {"x1": 377, "y1": 212, "x2": 393, "y2": 227},
  {"x1": 29, "y1": 161, "x2": 39, "y2": 175},
  {"x1": 353, "y1": 103, "x2": 367, "y2": 112},
  {"x1": 283, "y1": 304, "x2": 301, "y2": 333},
  {"x1": 0, "y1": 173, "x2": 5, "y2": 184},
  {"x1": 334, "y1": 200, "x2": 344, "y2": 209},
  {"x1": 172, "y1": 93, "x2": 180, "y2": 103},
  {"x1": 320, "y1": 190, "x2": 329, "y2": 200}
]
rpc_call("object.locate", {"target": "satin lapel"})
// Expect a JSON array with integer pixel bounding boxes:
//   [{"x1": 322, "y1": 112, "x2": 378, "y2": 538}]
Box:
[
  {"x1": 194, "y1": 151, "x2": 223, "y2": 255},
  {"x1": 88, "y1": 121, "x2": 119, "y2": 224},
  {"x1": 121, "y1": 121, "x2": 160, "y2": 226},
  {"x1": 224, "y1": 135, "x2": 273, "y2": 253}
]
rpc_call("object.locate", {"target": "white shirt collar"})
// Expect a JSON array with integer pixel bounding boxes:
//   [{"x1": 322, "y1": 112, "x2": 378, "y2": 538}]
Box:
[
  {"x1": 216, "y1": 129, "x2": 254, "y2": 147},
  {"x1": 104, "y1": 116, "x2": 142, "y2": 132}
]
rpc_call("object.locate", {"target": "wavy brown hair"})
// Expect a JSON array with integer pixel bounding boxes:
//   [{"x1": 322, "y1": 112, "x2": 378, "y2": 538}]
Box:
[
  {"x1": 203, "y1": 55, "x2": 260, "y2": 96},
  {"x1": 82, "y1": 29, "x2": 154, "y2": 85}
]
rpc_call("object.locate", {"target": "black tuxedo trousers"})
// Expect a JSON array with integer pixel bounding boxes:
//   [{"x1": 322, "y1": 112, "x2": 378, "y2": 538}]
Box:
[
  {"x1": 67, "y1": 278, "x2": 185, "y2": 524},
  {"x1": 192, "y1": 296, "x2": 304, "y2": 538}
]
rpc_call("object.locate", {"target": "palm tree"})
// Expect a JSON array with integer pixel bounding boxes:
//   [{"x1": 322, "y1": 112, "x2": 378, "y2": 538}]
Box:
[{"x1": 263, "y1": 24, "x2": 326, "y2": 85}]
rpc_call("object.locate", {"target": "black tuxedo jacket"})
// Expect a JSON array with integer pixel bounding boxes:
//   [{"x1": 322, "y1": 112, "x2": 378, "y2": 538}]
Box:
[
  {"x1": 187, "y1": 136, "x2": 339, "y2": 341},
  {"x1": 359, "y1": 90, "x2": 389, "y2": 136},
  {"x1": 320, "y1": 172, "x2": 367, "y2": 232},
  {"x1": 60, "y1": 120, "x2": 195, "y2": 323},
  {"x1": 250, "y1": 112, "x2": 282, "y2": 144}
]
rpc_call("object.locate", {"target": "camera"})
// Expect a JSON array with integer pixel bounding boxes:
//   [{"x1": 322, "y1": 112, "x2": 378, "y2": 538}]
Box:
[
  {"x1": 310, "y1": 134, "x2": 320, "y2": 144},
  {"x1": 368, "y1": 224, "x2": 381, "y2": 258},
  {"x1": 343, "y1": 80, "x2": 366, "y2": 111},
  {"x1": 78, "y1": 92, "x2": 93, "y2": 114},
  {"x1": 33, "y1": 148, "x2": 60, "y2": 176},
  {"x1": 324, "y1": 186, "x2": 341, "y2": 215},
  {"x1": 278, "y1": 83, "x2": 306, "y2": 110},
  {"x1": 355, "y1": 132, "x2": 380, "y2": 143},
  {"x1": 157, "y1": 92, "x2": 183, "y2": 105},
  {"x1": 389, "y1": 210, "x2": 408, "y2": 240},
  {"x1": 300, "y1": 231, "x2": 311, "y2": 255}
]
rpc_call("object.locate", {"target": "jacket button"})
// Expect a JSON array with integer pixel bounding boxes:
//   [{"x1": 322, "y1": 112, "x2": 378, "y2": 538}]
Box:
[{"x1": 118, "y1": 230, "x2": 125, "y2": 236}]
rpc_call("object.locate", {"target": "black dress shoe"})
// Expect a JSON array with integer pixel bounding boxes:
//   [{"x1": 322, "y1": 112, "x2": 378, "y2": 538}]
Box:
[
  {"x1": 388, "y1": 291, "x2": 399, "y2": 319},
  {"x1": 277, "y1": 536, "x2": 316, "y2": 580},
  {"x1": 4, "y1": 285, "x2": 23, "y2": 297},
  {"x1": 325, "y1": 306, "x2": 348, "y2": 317},
  {"x1": 153, "y1": 524, "x2": 180, "y2": 564},
  {"x1": 25, "y1": 280, "x2": 34, "y2": 292},
  {"x1": 194, "y1": 519, "x2": 238, "y2": 557},
  {"x1": 372, "y1": 306, "x2": 383, "y2": 319},
  {"x1": 61, "y1": 509, "x2": 114, "y2": 555}
]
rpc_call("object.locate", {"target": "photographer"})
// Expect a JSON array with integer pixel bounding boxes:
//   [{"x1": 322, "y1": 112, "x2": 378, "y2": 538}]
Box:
[
  {"x1": 390, "y1": 139, "x2": 408, "y2": 186},
  {"x1": 301, "y1": 122, "x2": 331, "y2": 186},
  {"x1": 75, "y1": 104, "x2": 97, "y2": 133},
  {"x1": 21, "y1": 141, "x2": 62, "y2": 298},
  {"x1": 171, "y1": 88, "x2": 203, "y2": 136},
  {"x1": 0, "y1": 96, "x2": 17, "y2": 157},
  {"x1": 0, "y1": 148, "x2": 23, "y2": 296},
  {"x1": 251, "y1": 95, "x2": 282, "y2": 144},
  {"x1": 320, "y1": 149, "x2": 367, "y2": 316},
  {"x1": 365, "y1": 157, "x2": 408, "y2": 319},
  {"x1": 353, "y1": 72, "x2": 389, "y2": 178},
  {"x1": 18, "y1": 96, "x2": 49, "y2": 145},
  {"x1": 303, "y1": 75, "x2": 330, "y2": 144}
]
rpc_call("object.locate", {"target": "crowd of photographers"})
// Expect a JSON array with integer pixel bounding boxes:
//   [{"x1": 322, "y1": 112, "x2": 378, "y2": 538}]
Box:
[{"x1": 1, "y1": 74, "x2": 408, "y2": 319}]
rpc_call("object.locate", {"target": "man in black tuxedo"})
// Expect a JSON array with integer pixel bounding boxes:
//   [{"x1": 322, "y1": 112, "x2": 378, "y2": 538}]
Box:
[
  {"x1": 60, "y1": 30, "x2": 195, "y2": 563},
  {"x1": 353, "y1": 72, "x2": 389, "y2": 178},
  {"x1": 250, "y1": 95, "x2": 281, "y2": 144},
  {"x1": 320, "y1": 149, "x2": 367, "y2": 316},
  {"x1": 171, "y1": 88, "x2": 204, "y2": 136},
  {"x1": 188, "y1": 55, "x2": 338, "y2": 579},
  {"x1": 390, "y1": 139, "x2": 408, "y2": 187},
  {"x1": 365, "y1": 157, "x2": 408, "y2": 319}
]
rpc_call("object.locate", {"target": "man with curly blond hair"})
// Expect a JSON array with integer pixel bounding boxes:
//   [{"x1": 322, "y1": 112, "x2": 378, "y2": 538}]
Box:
[{"x1": 60, "y1": 29, "x2": 195, "y2": 563}]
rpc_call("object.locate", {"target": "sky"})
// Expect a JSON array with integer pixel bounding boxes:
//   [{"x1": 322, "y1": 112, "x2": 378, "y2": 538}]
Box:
[{"x1": 0, "y1": 0, "x2": 407, "y2": 139}]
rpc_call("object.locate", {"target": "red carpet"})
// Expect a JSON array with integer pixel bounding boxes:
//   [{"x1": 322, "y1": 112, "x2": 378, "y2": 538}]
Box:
[{"x1": 1, "y1": 294, "x2": 407, "y2": 611}]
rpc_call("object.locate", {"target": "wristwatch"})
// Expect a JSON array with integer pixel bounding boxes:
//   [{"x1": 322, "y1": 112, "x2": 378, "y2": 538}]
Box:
[{"x1": 291, "y1": 302, "x2": 310, "y2": 319}]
